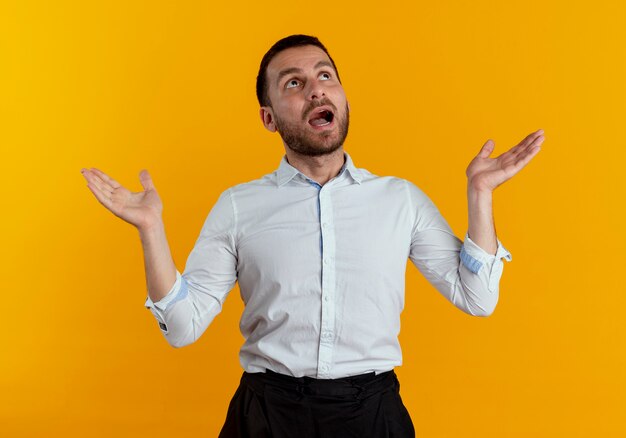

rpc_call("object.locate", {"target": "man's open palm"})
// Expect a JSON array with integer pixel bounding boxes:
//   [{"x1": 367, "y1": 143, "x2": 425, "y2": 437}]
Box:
[
  {"x1": 466, "y1": 129, "x2": 545, "y2": 192},
  {"x1": 81, "y1": 168, "x2": 163, "y2": 230}
]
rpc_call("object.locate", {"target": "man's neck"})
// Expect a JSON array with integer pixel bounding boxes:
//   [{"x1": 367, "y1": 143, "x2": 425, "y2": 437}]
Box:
[{"x1": 284, "y1": 147, "x2": 345, "y2": 186}]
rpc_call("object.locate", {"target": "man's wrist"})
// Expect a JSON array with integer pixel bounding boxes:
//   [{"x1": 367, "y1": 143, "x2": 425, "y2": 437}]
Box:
[
  {"x1": 467, "y1": 187, "x2": 493, "y2": 210},
  {"x1": 138, "y1": 219, "x2": 165, "y2": 241}
]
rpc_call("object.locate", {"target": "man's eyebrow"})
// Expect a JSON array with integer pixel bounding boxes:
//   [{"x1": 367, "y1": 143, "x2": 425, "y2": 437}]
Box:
[
  {"x1": 276, "y1": 61, "x2": 335, "y2": 86},
  {"x1": 276, "y1": 67, "x2": 302, "y2": 86}
]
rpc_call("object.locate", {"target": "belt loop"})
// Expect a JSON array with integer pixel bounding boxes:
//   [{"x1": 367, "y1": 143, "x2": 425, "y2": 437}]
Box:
[
  {"x1": 351, "y1": 382, "x2": 365, "y2": 401},
  {"x1": 296, "y1": 384, "x2": 305, "y2": 401}
]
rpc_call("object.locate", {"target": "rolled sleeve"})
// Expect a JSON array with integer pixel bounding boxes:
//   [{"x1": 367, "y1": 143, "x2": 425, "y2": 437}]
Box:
[
  {"x1": 406, "y1": 180, "x2": 512, "y2": 316},
  {"x1": 144, "y1": 270, "x2": 189, "y2": 334},
  {"x1": 142, "y1": 188, "x2": 238, "y2": 347},
  {"x1": 461, "y1": 233, "x2": 512, "y2": 293}
]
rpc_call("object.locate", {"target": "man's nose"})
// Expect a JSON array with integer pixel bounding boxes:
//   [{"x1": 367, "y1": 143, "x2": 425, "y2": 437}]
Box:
[{"x1": 305, "y1": 81, "x2": 325, "y2": 101}]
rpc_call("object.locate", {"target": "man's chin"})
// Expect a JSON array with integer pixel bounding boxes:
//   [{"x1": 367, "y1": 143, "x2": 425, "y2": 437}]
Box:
[
  {"x1": 277, "y1": 116, "x2": 348, "y2": 157},
  {"x1": 285, "y1": 141, "x2": 343, "y2": 157}
]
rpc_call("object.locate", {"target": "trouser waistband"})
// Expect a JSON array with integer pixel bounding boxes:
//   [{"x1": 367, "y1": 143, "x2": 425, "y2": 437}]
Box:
[{"x1": 241, "y1": 369, "x2": 396, "y2": 399}]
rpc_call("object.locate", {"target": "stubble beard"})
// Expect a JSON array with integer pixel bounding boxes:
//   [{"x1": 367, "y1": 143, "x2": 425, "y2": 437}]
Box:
[{"x1": 274, "y1": 103, "x2": 350, "y2": 158}]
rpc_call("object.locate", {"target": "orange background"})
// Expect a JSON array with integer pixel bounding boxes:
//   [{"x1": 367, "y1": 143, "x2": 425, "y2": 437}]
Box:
[{"x1": 1, "y1": 1, "x2": 625, "y2": 436}]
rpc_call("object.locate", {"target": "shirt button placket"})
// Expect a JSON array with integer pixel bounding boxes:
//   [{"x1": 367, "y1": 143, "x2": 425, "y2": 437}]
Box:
[{"x1": 317, "y1": 185, "x2": 336, "y2": 378}]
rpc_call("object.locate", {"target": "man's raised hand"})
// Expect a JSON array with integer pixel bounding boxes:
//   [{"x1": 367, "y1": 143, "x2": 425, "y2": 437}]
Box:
[
  {"x1": 81, "y1": 168, "x2": 163, "y2": 231},
  {"x1": 465, "y1": 129, "x2": 545, "y2": 193}
]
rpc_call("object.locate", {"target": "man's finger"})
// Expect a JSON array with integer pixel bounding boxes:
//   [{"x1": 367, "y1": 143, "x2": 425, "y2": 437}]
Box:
[
  {"x1": 83, "y1": 170, "x2": 113, "y2": 196},
  {"x1": 511, "y1": 129, "x2": 544, "y2": 155},
  {"x1": 86, "y1": 182, "x2": 113, "y2": 209},
  {"x1": 90, "y1": 168, "x2": 122, "y2": 189},
  {"x1": 513, "y1": 138, "x2": 543, "y2": 170},
  {"x1": 478, "y1": 139, "x2": 495, "y2": 158},
  {"x1": 139, "y1": 169, "x2": 155, "y2": 191},
  {"x1": 521, "y1": 128, "x2": 544, "y2": 146}
]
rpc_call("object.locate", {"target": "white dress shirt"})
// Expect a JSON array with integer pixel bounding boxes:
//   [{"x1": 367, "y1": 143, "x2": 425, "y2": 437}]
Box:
[{"x1": 144, "y1": 152, "x2": 512, "y2": 379}]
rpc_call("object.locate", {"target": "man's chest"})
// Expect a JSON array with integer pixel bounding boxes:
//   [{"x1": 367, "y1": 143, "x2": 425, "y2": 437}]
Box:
[{"x1": 233, "y1": 183, "x2": 414, "y2": 295}]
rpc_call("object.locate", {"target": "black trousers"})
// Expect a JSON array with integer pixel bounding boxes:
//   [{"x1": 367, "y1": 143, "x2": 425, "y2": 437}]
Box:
[{"x1": 219, "y1": 369, "x2": 415, "y2": 437}]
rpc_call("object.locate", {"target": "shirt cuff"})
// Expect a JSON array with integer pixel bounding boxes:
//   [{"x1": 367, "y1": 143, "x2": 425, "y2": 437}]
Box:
[
  {"x1": 460, "y1": 233, "x2": 513, "y2": 294},
  {"x1": 460, "y1": 232, "x2": 512, "y2": 275},
  {"x1": 144, "y1": 270, "x2": 189, "y2": 312}
]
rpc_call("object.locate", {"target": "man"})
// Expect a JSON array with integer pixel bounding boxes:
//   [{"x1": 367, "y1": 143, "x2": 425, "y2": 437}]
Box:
[{"x1": 81, "y1": 34, "x2": 544, "y2": 437}]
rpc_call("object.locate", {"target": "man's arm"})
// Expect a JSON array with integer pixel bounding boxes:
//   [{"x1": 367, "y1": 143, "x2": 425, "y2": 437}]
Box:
[
  {"x1": 465, "y1": 129, "x2": 545, "y2": 254},
  {"x1": 407, "y1": 129, "x2": 543, "y2": 316},
  {"x1": 139, "y1": 221, "x2": 177, "y2": 303},
  {"x1": 82, "y1": 167, "x2": 238, "y2": 347},
  {"x1": 81, "y1": 168, "x2": 177, "y2": 302},
  {"x1": 142, "y1": 189, "x2": 238, "y2": 347},
  {"x1": 407, "y1": 181, "x2": 509, "y2": 317},
  {"x1": 467, "y1": 189, "x2": 497, "y2": 255}
]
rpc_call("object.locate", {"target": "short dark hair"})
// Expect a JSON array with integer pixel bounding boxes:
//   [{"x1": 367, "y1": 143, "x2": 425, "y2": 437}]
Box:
[{"x1": 256, "y1": 34, "x2": 341, "y2": 107}]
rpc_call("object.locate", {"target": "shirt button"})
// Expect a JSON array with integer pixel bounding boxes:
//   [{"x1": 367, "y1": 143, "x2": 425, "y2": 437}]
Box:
[
  {"x1": 323, "y1": 258, "x2": 329, "y2": 265},
  {"x1": 324, "y1": 295, "x2": 330, "y2": 302},
  {"x1": 322, "y1": 222, "x2": 328, "y2": 228}
]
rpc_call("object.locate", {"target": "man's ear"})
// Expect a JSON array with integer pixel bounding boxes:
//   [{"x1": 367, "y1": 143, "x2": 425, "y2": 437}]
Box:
[{"x1": 260, "y1": 106, "x2": 277, "y2": 132}]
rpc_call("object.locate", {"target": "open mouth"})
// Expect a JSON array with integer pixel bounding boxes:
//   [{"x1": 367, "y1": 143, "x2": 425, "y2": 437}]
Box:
[{"x1": 308, "y1": 108, "x2": 335, "y2": 127}]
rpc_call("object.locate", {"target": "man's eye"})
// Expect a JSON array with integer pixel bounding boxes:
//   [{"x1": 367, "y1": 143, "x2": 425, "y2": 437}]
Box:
[
  {"x1": 320, "y1": 72, "x2": 331, "y2": 80},
  {"x1": 286, "y1": 79, "x2": 300, "y2": 89}
]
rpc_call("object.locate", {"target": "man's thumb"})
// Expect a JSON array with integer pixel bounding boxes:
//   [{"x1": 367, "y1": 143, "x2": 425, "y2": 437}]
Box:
[
  {"x1": 478, "y1": 139, "x2": 495, "y2": 158},
  {"x1": 139, "y1": 169, "x2": 155, "y2": 191}
]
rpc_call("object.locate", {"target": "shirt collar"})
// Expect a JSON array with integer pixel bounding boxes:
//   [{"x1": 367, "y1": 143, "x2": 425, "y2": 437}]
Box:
[{"x1": 276, "y1": 151, "x2": 363, "y2": 187}]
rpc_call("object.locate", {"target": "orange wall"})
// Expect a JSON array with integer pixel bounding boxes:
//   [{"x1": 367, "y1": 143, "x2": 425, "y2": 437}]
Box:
[{"x1": 1, "y1": 1, "x2": 625, "y2": 436}]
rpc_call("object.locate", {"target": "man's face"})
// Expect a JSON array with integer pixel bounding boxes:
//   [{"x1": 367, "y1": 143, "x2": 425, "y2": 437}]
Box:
[{"x1": 260, "y1": 45, "x2": 349, "y2": 157}]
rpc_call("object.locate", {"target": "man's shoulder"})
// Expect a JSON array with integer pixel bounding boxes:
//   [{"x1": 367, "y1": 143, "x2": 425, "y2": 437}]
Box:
[
  {"x1": 358, "y1": 169, "x2": 416, "y2": 190},
  {"x1": 222, "y1": 169, "x2": 278, "y2": 195},
  {"x1": 359, "y1": 170, "x2": 433, "y2": 205}
]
